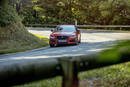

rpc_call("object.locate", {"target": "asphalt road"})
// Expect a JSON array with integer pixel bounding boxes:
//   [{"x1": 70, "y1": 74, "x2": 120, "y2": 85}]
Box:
[{"x1": 0, "y1": 28, "x2": 130, "y2": 65}]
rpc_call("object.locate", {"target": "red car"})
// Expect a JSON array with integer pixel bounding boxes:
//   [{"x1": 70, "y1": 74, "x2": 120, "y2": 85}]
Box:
[{"x1": 49, "y1": 25, "x2": 81, "y2": 47}]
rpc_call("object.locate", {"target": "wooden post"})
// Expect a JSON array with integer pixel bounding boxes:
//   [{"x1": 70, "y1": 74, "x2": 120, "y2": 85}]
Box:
[
  {"x1": 75, "y1": 20, "x2": 78, "y2": 26},
  {"x1": 59, "y1": 58, "x2": 79, "y2": 87}
]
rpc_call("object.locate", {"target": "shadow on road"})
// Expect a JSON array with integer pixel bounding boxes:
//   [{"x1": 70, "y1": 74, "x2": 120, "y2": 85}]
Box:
[
  {"x1": 0, "y1": 40, "x2": 120, "y2": 64},
  {"x1": 26, "y1": 40, "x2": 119, "y2": 58}
]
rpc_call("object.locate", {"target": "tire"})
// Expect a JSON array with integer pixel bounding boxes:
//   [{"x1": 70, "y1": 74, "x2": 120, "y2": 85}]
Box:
[
  {"x1": 78, "y1": 35, "x2": 81, "y2": 43},
  {"x1": 78, "y1": 39, "x2": 81, "y2": 43},
  {"x1": 75, "y1": 40, "x2": 79, "y2": 45},
  {"x1": 50, "y1": 44, "x2": 54, "y2": 47}
]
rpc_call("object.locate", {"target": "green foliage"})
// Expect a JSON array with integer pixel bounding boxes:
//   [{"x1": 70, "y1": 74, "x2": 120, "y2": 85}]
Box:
[
  {"x1": 97, "y1": 49, "x2": 120, "y2": 63},
  {"x1": 97, "y1": 40, "x2": 130, "y2": 63},
  {"x1": 9, "y1": 0, "x2": 130, "y2": 25},
  {"x1": 79, "y1": 62, "x2": 130, "y2": 87},
  {"x1": 13, "y1": 76, "x2": 62, "y2": 87},
  {"x1": 0, "y1": 5, "x2": 21, "y2": 27},
  {"x1": 0, "y1": 32, "x2": 49, "y2": 54}
]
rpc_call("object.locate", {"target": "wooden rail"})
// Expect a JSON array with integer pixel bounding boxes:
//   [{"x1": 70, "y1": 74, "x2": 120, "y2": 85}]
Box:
[
  {"x1": 0, "y1": 48, "x2": 130, "y2": 87},
  {"x1": 77, "y1": 25, "x2": 130, "y2": 28},
  {"x1": 25, "y1": 24, "x2": 130, "y2": 28}
]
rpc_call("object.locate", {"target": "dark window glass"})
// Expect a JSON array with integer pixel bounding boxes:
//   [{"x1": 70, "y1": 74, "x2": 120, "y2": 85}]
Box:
[{"x1": 55, "y1": 25, "x2": 76, "y2": 32}]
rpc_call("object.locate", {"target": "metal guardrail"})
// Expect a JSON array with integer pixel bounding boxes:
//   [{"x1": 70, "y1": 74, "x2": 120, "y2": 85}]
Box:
[
  {"x1": 25, "y1": 24, "x2": 130, "y2": 28},
  {"x1": 77, "y1": 25, "x2": 130, "y2": 28},
  {"x1": 25, "y1": 24, "x2": 57, "y2": 28},
  {"x1": 0, "y1": 48, "x2": 130, "y2": 87}
]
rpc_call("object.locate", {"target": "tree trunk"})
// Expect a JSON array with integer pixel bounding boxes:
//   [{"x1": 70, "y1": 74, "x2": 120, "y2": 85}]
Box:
[{"x1": 0, "y1": 0, "x2": 8, "y2": 7}]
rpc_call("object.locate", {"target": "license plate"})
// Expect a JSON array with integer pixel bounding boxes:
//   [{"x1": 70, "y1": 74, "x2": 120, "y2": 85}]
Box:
[{"x1": 58, "y1": 40, "x2": 67, "y2": 43}]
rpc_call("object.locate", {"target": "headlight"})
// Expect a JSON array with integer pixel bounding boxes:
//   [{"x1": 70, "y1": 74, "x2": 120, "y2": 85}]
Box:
[
  {"x1": 50, "y1": 35, "x2": 55, "y2": 38},
  {"x1": 70, "y1": 35, "x2": 76, "y2": 38}
]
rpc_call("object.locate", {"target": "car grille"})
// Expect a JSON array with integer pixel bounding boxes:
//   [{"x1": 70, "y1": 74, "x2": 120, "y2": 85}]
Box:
[
  {"x1": 70, "y1": 40, "x2": 75, "y2": 42},
  {"x1": 57, "y1": 36, "x2": 68, "y2": 40}
]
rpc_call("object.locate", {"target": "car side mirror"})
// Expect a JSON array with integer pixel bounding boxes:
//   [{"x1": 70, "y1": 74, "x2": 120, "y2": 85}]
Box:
[
  {"x1": 51, "y1": 29, "x2": 54, "y2": 32},
  {"x1": 77, "y1": 29, "x2": 80, "y2": 33}
]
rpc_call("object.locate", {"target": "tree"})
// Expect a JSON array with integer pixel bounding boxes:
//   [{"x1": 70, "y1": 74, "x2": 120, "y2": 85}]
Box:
[
  {"x1": 0, "y1": 0, "x2": 8, "y2": 7},
  {"x1": 0, "y1": 0, "x2": 43, "y2": 53},
  {"x1": 13, "y1": 0, "x2": 130, "y2": 25}
]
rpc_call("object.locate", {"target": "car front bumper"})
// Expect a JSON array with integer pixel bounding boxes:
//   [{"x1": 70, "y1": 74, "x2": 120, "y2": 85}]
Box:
[{"x1": 49, "y1": 37, "x2": 77, "y2": 45}]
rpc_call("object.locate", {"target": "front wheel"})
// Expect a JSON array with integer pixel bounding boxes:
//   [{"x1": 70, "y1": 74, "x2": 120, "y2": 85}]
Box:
[
  {"x1": 50, "y1": 44, "x2": 55, "y2": 47},
  {"x1": 75, "y1": 40, "x2": 79, "y2": 45},
  {"x1": 78, "y1": 39, "x2": 81, "y2": 43},
  {"x1": 78, "y1": 34, "x2": 81, "y2": 43}
]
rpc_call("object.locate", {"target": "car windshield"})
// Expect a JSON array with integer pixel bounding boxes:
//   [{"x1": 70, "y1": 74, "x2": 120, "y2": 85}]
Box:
[{"x1": 55, "y1": 26, "x2": 76, "y2": 32}]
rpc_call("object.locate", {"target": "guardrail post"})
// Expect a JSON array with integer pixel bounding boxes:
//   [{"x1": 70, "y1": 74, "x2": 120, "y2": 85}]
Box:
[{"x1": 59, "y1": 58, "x2": 79, "y2": 87}]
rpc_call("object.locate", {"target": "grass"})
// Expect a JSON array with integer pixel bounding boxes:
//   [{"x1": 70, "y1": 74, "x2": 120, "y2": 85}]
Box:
[
  {"x1": 32, "y1": 33, "x2": 48, "y2": 39},
  {"x1": 12, "y1": 40, "x2": 130, "y2": 87},
  {"x1": 0, "y1": 33, "x2": 49, "y2": 54},
  {"x1": 0, "y1": 6, "x2": 49, "y2": 55},
  {"x1": 79, "y1": 62, "x2": 130, "y2": 87},
  {"x1": 14, "y1": 77, "x2": 62, "y2": 87}
]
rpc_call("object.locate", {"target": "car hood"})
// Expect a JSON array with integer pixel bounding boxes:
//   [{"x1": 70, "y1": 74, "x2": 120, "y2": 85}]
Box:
[{"x1": 52, "y1": 32, "x2": 76, "y2": 36}]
